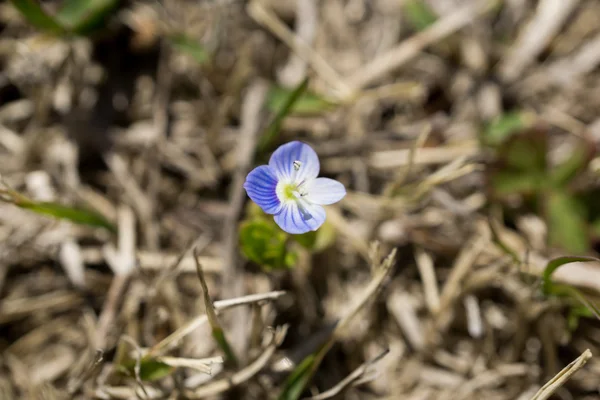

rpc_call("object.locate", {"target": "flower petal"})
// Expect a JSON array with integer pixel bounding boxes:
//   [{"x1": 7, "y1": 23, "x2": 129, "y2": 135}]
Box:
[
  {"x1": 304, "y1": 178, "x2": 346, "y2": 205},
  {"x1": 274, "y1": 201, "x2": 326, "y2": 234},
  {"x1": 269, "y1": 141, "x2": 319, "y2": 182},
  {"x1": 244, "y1": 165, "x2": 282, "y2": 214}
]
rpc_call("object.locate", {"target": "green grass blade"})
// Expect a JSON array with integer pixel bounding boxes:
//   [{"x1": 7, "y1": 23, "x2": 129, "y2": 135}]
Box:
[
  {"x1": 542, "y1": 256, "x2": 598, "y2": 295},
  {"x1": 211, "y1": 328, "x2": 238, "y2": 368},
  {"x1": 193, "y1": 249, "x2": 239, "y2": 368},
  {"x1": 15, "y1": 198, "x2": 116, "y2": 233},
  {"x1": 278, "y1": 249, "x2": 396, "y2": 400},
  {"x1": 266, "y1": 83, "x2": 333, "y2": 115},
  {"x1": 403, "y1": 0, "x2": 437, "y2": 31},
  {"x1": 258, "y1": 78, "x2": 310, "y2": 154},
  {"x1": 57, "y1": 0, "x2": 120, "y2": 35},
  {"x1": 278, "y1": 354, "x2": 317, "y2": 400},
  {"x1": 9, "y1": 0, "x2": 65, "y2": 34},
  {"x1": 547, "y1": 283, "x2": 600, "y2": 327},
  {"x1": 168, "y1": 33, "x2": 209, "y2": 65}
]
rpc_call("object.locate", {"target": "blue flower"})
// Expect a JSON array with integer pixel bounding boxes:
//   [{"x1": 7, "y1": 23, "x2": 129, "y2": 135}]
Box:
[{"x1": 243, "y1": 141, "x2": 346, "y2": 234}]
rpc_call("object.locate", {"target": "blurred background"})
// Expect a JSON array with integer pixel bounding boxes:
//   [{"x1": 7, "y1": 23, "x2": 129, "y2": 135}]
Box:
[{"x1": 1, "y1": 0, "x2": 600, "y2": 399}]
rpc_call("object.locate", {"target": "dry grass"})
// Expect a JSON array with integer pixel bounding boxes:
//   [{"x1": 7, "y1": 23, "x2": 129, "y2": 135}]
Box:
[{"x1": 1, "y1": 0, "x2": 600, "y2": 399}]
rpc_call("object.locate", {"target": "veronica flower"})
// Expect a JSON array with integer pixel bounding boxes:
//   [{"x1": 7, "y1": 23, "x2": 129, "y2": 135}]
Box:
[{"x1": 244, "y1": 141, "x2": 346, "y2": 234}]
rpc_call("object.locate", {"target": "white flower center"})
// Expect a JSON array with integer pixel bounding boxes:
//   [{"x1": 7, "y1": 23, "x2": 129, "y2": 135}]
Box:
[{"x1": 276, "y1": 160, "x2": 311, "y2": 202}]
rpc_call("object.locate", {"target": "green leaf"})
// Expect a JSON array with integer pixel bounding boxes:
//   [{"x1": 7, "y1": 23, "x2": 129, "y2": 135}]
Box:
[
  {"x1": 56, "y1": 0, "x2": 120, "y2": 35},
  {"x1": 293, "y1": 230, "x2": 318, "y2": 250},
  {"x1": 541, "y1": 256, "x2": 598, "y2": 295},
  {"x1": 403, "y1": 0, "x2": 437, "y2": 31},
  {"x1": 293, "y1": 221, "x2": 336, "y2": 252},
  {"x1": 9, "y1": 0, "x2": 65, "y2": 34},
  {"x1": 504, "y1": 134, "x2": 547, "y2": 173},
  {"x1": 16, "y1": 199, "x2": 116, "y2": 233},
  {"x1": 168, "y1": 33, "x2": 209, "y2": 65},
  {"x1": 490, "y1": 171, "x2": 544, "y2": 196},
  {"x1": 545, "y1": 191, "x2": 589, "y2": 253},
  {"x1": 488, "y1": 130, "x2": 549, "y2": 197},
  {"x1": 139, "y1": 359, "x2": 173, "y2": 381},
  {"x1": 591, "y1": 218, "x2": 600, "y2": 238},
  {"x1": 120, "y1": 358, "x2": 174, "y2": 382},
  {"x1": 239, "y1": 218, "x2": 296, "y2": 271},
  {"x1": 483, "y1": 112, "x2": 534, "y2": 147},
  {"x1": 278, "y1": 354, "x2": 316, "y2": 400}
]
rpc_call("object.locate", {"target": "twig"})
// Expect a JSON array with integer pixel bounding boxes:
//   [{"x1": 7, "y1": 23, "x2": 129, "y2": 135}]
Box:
[
  {"x1": 347, "y1": 0, "x2": 497, "y2": 90},
  {"x1": 523, "y1": 32, "x2": 600, "y2": 92},
  {"x1": 67, "y1": 349, "x2": 104, "y2": 395},
  {"x1": 499, "y1": 0, "x2": 579, "y2": 82},
  {"x1": 105, "y1": 153, "x2": 154, "y2": 246},
  {"x1": 119, "y1": 336, "x2": 150, "y2": 399},
  {"x1": 59, "y1": 239, "x2": 85, "y2": 289},
  {"x1": 415, "y1": 247, "x2": 440, "y2": 314},
  {"x1": 384, "y1": 124, "x2": 431, "y2": 196},
  {"x1": 144, "y1": 39, "x2": 172, "y2": 250},
  {"x1": 529, "y1": 349, "x2": 592, "y2": 400},
  {"x1": 156, "y1": 356, "x2": 223, "y2": 375},
  {"x1": 277, "y1": 0, "x2": 317, "y2": 87},
  {"x1": 455, "y1": 363, "x2": 532, "y2": 399},
  {"x1": 540, "y1": 106, "x2": 587, "y2": 138},
  {"x1": 305, "y1": 349, "x2": 389, "y2": 400},
  {"x1": 147, "y1": 291, "x2": 287, "y2": 357},
  {"x1": 185, "y1": 325, "x2": 289, "y2": 398},
  {"x1": 81, "y1": 247, "x2": 221, "y2": 274},
  {"x1": 152, "y1": 234, "x2": 212, "y2": 294},
  {"x1": 463, "y1": 295, "x2": 483, "y2": 339},
  {"x1": 280, "y1": 245, "x2": 396, "y2": 398},
  {"x1": 206, "y1": 38, "x2": 254, "y2": 153},
  {"x1": 247, "y1": 0, "x2": 352, "y2": 100},
  {"x1": 410, "y1": 160, "x2": 481, "y2": 202},
  {"x1": 102, "y1": 205, "x2": 136, "y2": 276},
  {"x1": 96, "y1": 205, "x2": 137, "y2": 350},
  {"x1": 96, "y1": 385, "x2": 162, "y2": 399},
  {"x1": 221, "y1": 79, "x2": 269, "y2": 358},
  {"x1": 436, "y1": 235, "x2": 487, "y2": 318},
  {"x1": 369, "y1": 141, "x2": 479, "y2": 170},
  {"x1": 0, "y1": 124, "x2": 24, "y2": 154},
  {"x1": 325, "y1": 206, "x2": 371, "y2": 261},
  {"x1": 94, "y1": 275, "x2": 129, "y2": 350},
  {"x1": 388, "y1": 290, "x2": 424, "y2": 351}
]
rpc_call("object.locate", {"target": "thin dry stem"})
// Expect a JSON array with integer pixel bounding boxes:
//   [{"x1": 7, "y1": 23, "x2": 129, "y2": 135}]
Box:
[
  {"x1": 348, "y1": 0, "x2": 497, "y2": 90},
  {"x1": 530, "y1": 349, "x2": 592, "y2": 400},
  {"x1": 185, "y1": 325, "x2": 289, "y2": 398},
  {"x1": 147, "y1": 291, "x2": 286, "y2": 357},
  {"x1": 247, "y1": 0, "x2": 352, "y2": 99},
  {"x1": 306, "y1": 349, "x2": 389, "y2": 400}
]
